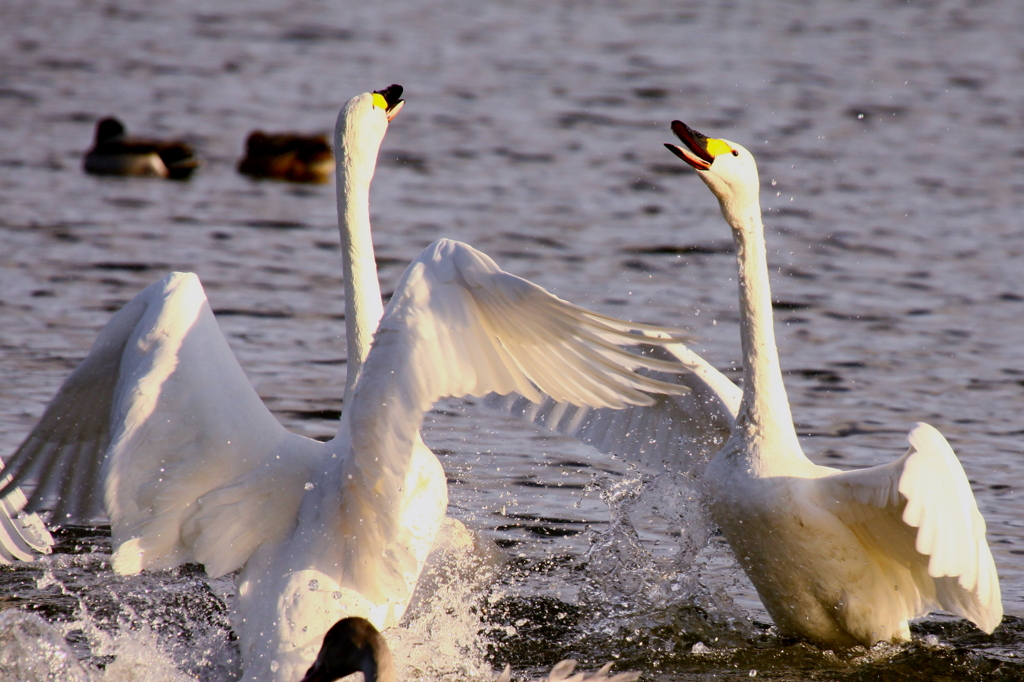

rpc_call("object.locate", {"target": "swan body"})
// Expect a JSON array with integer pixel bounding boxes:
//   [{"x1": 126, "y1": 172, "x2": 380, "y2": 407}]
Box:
[
  {"x1": 663, "y1": 120, "x2": 1002, "y2": 646},
  {"x1": 1, "y1": 87, "x2": 692, "y2": 682},
  {"x1": 237, "y1": 131, "x2": 335, "y2": 183},
  {"x1": 83, "y1": 117, "x2": 198, "y2": 179}
]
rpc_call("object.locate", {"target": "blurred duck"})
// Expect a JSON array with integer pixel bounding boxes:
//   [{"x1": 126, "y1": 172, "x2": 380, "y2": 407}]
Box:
[
  {"x1": 237, "y1": 130, "x2": 335, "y2": 183},
  {"x1": 83, "y1": 117, "x2": 198, "y2": 179},
  {"x1": 299, "y1": 617, "x2": 640, "y2": 682}
]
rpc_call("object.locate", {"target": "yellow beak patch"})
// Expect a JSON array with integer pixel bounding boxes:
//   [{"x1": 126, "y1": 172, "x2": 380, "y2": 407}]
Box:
[
  {"x1": 371, "y1": 93, "x2": 389, "y2": 110},
  {"x1": 705, "y1": 138, "x2": 734, "y2": 158}
]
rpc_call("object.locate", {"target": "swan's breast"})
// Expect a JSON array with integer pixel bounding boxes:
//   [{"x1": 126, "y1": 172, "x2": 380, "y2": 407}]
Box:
[{"x1": 706, "y1": 462, "x2": 916, "y2": 646}]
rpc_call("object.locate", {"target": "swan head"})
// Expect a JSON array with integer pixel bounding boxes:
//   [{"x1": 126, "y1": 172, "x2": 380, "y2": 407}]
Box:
[
  {"x1": 299, "y1": 617, "x2": 395, "y2": 682},
  {"x1": 335, "y1": 84, "x2": 405, "y2": 172},
  {"x1": 664, "y1": 120, "x2": 760, "y2": 229},
  {"x1": 371, "y1": 84, "x2": 405, "y2": 122}
]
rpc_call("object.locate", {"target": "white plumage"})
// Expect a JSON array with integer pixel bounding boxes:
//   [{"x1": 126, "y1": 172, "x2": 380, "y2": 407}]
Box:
[
  {"x1": 661, "y1": 120, "x2": 1000, "y2": 646},
  {"x1": 498, "y1": 120, "x2": 1003, "y2": 647},
  {"x1": 0, "y1": 88, "x2": 691, "y2": 682}
]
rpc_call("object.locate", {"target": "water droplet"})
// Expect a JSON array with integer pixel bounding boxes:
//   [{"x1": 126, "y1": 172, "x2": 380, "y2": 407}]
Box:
[
  {"x1": 333, "y1": 591, "x2": 343, "y2": 600},
  {"x1": 270, "y1": 661, "x2": 280, "y2": 673},
  {"x1": 308, "y1": 579, "x2": 319, "y2": 591},
  {"x1": 304, "y1": 482, "x2": 314, "y2": 490}
]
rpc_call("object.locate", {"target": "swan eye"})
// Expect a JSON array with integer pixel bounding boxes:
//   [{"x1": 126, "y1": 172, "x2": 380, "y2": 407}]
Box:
[
  {"x1": 732, "y1": 150, "x2": 739, "y2": 157},
  {"x1": 371, "y1": 93, "x2": 389, "y2": 110}
]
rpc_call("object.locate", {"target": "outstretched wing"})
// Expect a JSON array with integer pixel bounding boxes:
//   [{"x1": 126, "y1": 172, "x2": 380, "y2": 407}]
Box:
[
  {"x1": 2, "y1": 272, "x2": 322, "y2": 576},
  {"x1": 813, "y1": 422, "x2": 1002, "y2": 633},
  {"x1": 487, "y1": 327, "x2": 741, "y2": 475},
  {"x1": 334, "y1": 238, "x2": 694, "y2": 604},
  {"x1": 0, "y1": 472, "x2": 53, "y2": 563}
]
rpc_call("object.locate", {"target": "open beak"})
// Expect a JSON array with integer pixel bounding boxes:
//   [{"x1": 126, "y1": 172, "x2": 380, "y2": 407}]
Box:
[
  {"x1": 385, "y1": 100, "x2": 404, "y2": 121},
  {"x1": 374, "y1": 84, "x2": 405, "y2": 121},
  {"x1": 664, "y1": 120, "x2": 715, "y2": 171}
]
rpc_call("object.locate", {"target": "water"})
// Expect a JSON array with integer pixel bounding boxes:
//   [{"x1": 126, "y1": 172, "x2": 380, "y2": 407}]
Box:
[{"x1": 2, "y1": 0, "x2": 1023, "y2": 679}]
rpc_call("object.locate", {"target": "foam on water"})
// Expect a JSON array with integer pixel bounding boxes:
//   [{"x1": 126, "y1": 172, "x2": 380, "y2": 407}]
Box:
[
  {"x1": 0, "y1": 610, "x2": 90, "y2": 682},
  {"x1": 5, "y1": 535, "x2": 502, "y2": 682}
]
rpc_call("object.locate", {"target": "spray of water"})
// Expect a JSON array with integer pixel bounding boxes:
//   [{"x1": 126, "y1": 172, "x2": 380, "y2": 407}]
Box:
[
  {"x1": 389, "y1": 520, "x2": 501, "y2": 682},
  {"x1": 2, "y1": 543, "x2": 239, "y2": 681},
  {"x1": 578, "y1": 470, "x2": 754, "y2": 651}
]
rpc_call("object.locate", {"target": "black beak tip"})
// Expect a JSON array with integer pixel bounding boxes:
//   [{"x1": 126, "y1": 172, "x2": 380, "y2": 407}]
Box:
[
  {"x1": 667, "y1": 120, "x2": 715, "y2": 164},
  {"x1": 669, "y1": 120, "x2": 690, "y2": 141},
  {"x1": 374, "y1": 84, "x2": 404, "y2": 108}
]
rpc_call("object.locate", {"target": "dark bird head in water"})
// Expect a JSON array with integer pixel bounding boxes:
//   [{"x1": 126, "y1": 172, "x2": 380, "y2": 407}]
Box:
[{"x1": 299, "y1": 617, "x2": 395, "y2": 682}]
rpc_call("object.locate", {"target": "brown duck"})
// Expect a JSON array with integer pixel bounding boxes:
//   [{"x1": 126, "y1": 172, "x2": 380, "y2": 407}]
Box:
[
  {"x1": 237, "y1": 131, "x2": 335, "y2": 183},
  {"x1": 83, "y1": 117, "x2": 198, "y2": 179}
]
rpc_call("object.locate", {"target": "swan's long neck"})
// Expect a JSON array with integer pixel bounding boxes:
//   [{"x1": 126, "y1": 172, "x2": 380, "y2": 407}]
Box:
[
  {"x1": 725, "y1": 200, "x2": 802, "y2": 455},
  {"x1": 335, "y1": 113, "x2": 385, "y2": 407}
]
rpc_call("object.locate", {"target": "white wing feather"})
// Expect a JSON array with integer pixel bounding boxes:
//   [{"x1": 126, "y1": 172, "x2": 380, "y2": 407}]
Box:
[
  {"x1": 2, "y1": 272, "x2": 323, "y2": 576},
  {"x1": 487, "y1": 336, "x2": 741, "y2": 473},
  {"x1": 331, "y1": 238, "x2": 693, "y2": 605},
  {"x1": 0, "y1": 474, "x2": 53, "y2": 563},
  {"x1": 813, "y1": 422, "x2": 1002, "y2": 633},
  {"x1": 2, "y1": 289, "x2": 151, "y2": 523}
]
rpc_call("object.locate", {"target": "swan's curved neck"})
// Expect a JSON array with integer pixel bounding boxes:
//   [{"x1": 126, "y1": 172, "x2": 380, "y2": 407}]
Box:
[
  {"x1": 726, "y1": 202, "x2": 802, "y2": 453},
  {"x1": 335, "y1": 115, "x2": 385, "y2": 407}
]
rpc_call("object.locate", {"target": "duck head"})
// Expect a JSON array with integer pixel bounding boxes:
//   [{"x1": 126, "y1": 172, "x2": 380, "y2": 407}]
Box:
[
  {"x1": 299, "y1": 617, "x2": 395, "y2": 682},
  {"x1": 94, "y1": 117, "x2": 127, "y2": 145}
]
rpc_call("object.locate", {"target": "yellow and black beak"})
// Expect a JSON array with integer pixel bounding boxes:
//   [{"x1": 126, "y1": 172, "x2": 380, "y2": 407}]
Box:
[
  {"x1": 664, "y1": 120, "x2": 733, "y2": 171},
  {"x1": 372, "y1": 84, "x2": 405, "y2": 121}
]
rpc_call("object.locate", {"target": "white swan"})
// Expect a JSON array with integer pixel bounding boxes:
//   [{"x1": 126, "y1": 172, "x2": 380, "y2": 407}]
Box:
[
  {"x1": 495, "y1": 120, "x2": 1003, "y2": 647},
  {"x1": 0, "y1": 87, "x2": 692, "y2": 682},
  {"x1": 659, "y1": 120, "x2": 1002, "y2": 646},
  {"x1": 299, "y1": 617, "x2": 640, "y2": 682}
]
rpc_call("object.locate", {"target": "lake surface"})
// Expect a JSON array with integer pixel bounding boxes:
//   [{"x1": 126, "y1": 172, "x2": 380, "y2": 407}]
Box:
[{"x1": 1, "y1": 0, "x2": 1022, "y2": 679}]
